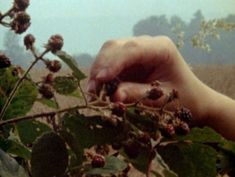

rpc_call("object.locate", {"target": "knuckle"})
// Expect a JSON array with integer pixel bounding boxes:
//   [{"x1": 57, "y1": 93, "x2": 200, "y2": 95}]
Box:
[
  {"x1": 101, "y1": 40, "x2": 117, "y2": 50},
  {"x1": 123, "y1": 40, "x2": 140, "y2": 51}
]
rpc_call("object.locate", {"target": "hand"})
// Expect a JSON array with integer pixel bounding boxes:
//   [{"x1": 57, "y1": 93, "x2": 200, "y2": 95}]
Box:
[{"x1": 87, "y1": 36, "x2": 213, "y2": 124}]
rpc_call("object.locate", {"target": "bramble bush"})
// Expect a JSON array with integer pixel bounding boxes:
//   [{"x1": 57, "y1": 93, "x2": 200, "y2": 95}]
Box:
[{"x1": 0, "y1": 1, "x2": 235, "y2": 177}]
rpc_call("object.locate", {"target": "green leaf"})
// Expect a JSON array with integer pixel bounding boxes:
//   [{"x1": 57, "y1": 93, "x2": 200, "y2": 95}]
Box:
[
  {"x1": 37, "y1": 98, "x2": 58, "y2": 109},
  {"x1": 0, "y1": 67, "x2": 38, "y2": 120},
  {"x1": 68, "y1": 90, "x2": 81, "y2": 98},
  {"x1": 31, "y1": 132, "x2": 68, "y2": 177},
  {"x1": 176, "y1": 127, "x2": 223, "y2": 143},
  {"x1": 219, "y1": 140, "x2": 235, "y2": 156},
  {"x1": 16, "y1": 120, "x2": 51, "y2": 145},
  {"x1": 0, "y1": 149, "x2": 29, "y2": 177},
  {"x1": 62, "y1": 111, "x2": 122, "y2": 149},
  {"x1": 157, "y1": 143, "x2": 217, "y2": 177},
  {"x1": 86, "y1": 156, "x2": 127, "y2": 175},
  {"x1": 56, "y1": 51, "x2": 86, "y2": 81},
  {"x1": 53, "y1": 76, "x2": 78, "y2": 95},
  {"x1": 0, "y1": 138, "x2": 31, "y2": 160}
]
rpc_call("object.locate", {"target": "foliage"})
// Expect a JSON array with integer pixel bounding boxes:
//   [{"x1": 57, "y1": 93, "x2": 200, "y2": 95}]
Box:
[{"x1": 0, "y1": 1, "x2": 235, "y2": 177}]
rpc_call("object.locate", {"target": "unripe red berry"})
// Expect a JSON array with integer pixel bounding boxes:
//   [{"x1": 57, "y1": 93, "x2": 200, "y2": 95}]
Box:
[
  {"x1": 47, "y1": 34, "x2": 63, "y2": 53},
  {"x1": 112, "y1": 102, "x2": 126, "y2": 117},
  {"x1": 46, "y1": 60, "x2": 62, "y2": 73},
  {"x1": 24, "y1": 34, "x2": 35, "y2": 50},
  {"x1": 91, "y1": 155, "x2": 105, "y2": 168},
  {"x1": 0, "y1": 53, "x2": 11, "y2": 68},
  {"x1": 146, "y1": 87, "x2": 163, "y2": 100},
  {"x1": 44, "y1": 73, "x2": 54, "y2": 84},
  {"x1": 176, "y1": 122, "x2": 190, "y2": 135},
  {"x1": 163, "y1": 124, "x2": 175, "y2": 137},
  {"x1": 14, "y1": 0, "x2": 30, "y2": 11},
  {"x1": 39, "y1": 84, "x2": 54, "y2": 99},
  {"x1": 11, "y1": 12, "x2": 30, "y2": 34}
]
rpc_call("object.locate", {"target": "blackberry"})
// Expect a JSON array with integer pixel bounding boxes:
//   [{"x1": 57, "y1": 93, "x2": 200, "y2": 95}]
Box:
[
  {"x1": 14, "y1": 0, "x2": 30, "y2": 11},
  {"x1": 176, "y1": 122, "x2": 190, "y2": 135},
  {"x1": 46, "y1": 60, "x2": 62, "y2": 73},
  {"x1": 91, "y1": 155, "x2": 105, "y2": 168},
  {"x1": 44, "y1": 73, "x2": 54, "y2": 84},
  {"x1": 11, "y1": 12, "x2": 30, "y2": 34},
  {"x1": 175, "y1": 107, "x2": 192, "y2": 123},
  {"x1": 111, "y1": 102, "x2": 126, "y2": 117},
  {"x1": 146, "y1": 87, "x2": 163, "y2": 100},
  {"x1": 0, "y1": 54, "x2": 11, "y2": 68},
  {"x1": 46, "y1": 34, "x2": 63, "y2": 53},
  {"x1": 24, "y1": 34, "x2": 35, "y2": 50},
  {"x1": 162, "y1": 124, "x2": 175, "y2": 137},
  {"x1": 104, "y1": 78, "x2": 120, "y2": 96},
  {"x1": 111, "y1": 142, "x2": 122, "y2": 150},
  {"x1": 39, "y1": 84, "x2": 54, "y2": 99}
]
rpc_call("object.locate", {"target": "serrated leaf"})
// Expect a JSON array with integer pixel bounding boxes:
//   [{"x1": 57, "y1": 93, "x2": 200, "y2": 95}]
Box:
[
  {"x1": 56, "y1": 51, "x2": 86, "y2": 81},
  {"x1": 86, "y1": 156, "x2": 127, "y2": 175},
  {"x1": 176, "y1": 127, "x2": 223, "y2": 143},
  {"x1": 157, "y1": 143, "x2": 217, "y2": 177},
  {"x1": 37, "y1": 98, "x2": 57, "y2": 109},
  {"x1": 0, "y1": 149, "x2": 29, "y2": 177},
  {"x1": 62, "y1": 111, "x2": 122, "y2": 149},
  {"x1": 53, "y1": 76, "x2": 78, "y2": 95},
  {"x1": 0, "y1": 138, "x2": 31, "y2": 159},
  {"x1": 16, "y1": 120, "x2": 51, "y2": 145},
  {"x1": 31, "y1": 132, "x2": 68, "y2": 177},
  {"x1": 0, "y1": 67, "x2": 38, "y2": 120}
]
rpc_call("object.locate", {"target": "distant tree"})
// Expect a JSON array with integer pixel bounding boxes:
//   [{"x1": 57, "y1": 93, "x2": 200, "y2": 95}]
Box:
[
  {"x1": 73, "y1": 53, "x2": 94, "y2": 67},
  {"x1": 3, "y1": 31, "x2": 33, "y2": 67},
  {"x1": 133, "y1": 15, "x2": 173, "y2": 37}
]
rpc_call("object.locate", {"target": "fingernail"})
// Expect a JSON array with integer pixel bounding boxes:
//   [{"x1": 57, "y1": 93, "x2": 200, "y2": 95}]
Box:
[
  {"x1": 87, "y1": 80, "x2": 96, "y2": 92},
  {"x1": 96, "y1": 68, "x2": 108, "y2": 80}
]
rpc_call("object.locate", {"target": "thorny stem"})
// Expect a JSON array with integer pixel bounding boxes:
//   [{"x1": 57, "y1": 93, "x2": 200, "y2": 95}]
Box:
[
  {"x1": 0, "y1": 104, "x2": 88, "y2": 126},
  {"x1": 0, "y1": 49, "x2": 50, "y2": 120}
]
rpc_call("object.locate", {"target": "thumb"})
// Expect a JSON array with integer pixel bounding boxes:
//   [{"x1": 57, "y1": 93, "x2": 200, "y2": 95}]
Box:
[{"x1": 113, "y1": 82, "x2": 166, "y2": 107}]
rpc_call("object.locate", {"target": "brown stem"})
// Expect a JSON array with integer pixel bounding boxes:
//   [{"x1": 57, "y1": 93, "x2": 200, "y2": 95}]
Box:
[
  {"x1": 0, "y1": 104, "x2": 87, "y2": 126},
  {"x1": 0, "y1": 49, "x2": 49, "y2": 120},
  {"x1": 78, "y1": 83, "x2": 88, "y2": 106},
  {"x1": 0, "y1": 7, "x2": 14, "y2": 21}
]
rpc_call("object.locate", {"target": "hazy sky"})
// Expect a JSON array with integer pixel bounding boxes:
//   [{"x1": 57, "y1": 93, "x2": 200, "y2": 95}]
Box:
[{"x1": 0, "y1": 0, "x2": 235, "y2": 55}]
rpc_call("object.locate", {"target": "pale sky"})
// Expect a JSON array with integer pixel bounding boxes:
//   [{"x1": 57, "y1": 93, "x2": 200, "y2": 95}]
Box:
[{"x1": 0, "y1": 0, "x2": 235, "y2": 55}]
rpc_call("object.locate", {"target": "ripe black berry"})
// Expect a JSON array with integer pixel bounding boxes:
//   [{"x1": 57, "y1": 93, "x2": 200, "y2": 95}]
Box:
[
  {"x1": 24, "y1": 34, "x2": 35, "y2": 50},
  {"x1": 91, "y1": 155, "x2": 105, "y2": 168},
  {"x1": 14, "y1": 0, "x2": 30, "y2": 11},
  {"x1": 104, "y1": 79, "x2": 120, "y2": 96},
  {"x1": 46, "y1": 60, "x2": 62, "y2": 73},
  {"x1": 123, "y1": 139, "x2": 140, "y2": 159},
  {"x1": 11, "y1": 12, "x2": 31, "y2": 34},
  {"x1": 146, "y1": 87, "x2": 163, "y2": 100},
  {"x1": 175, "y1": 107, "x2": 192, "y2": 123},
  {"x1": 46, "y1": 34, "x2": 64, "y2": 53},
  {"x1": 0, "y1": 54, "x2": 11, "y2": 68},
  {"x1": 112, "y1": 102, "x2": 126, "y2": 117},
  {"x1": 39, "y1": 84, "x2": 54, "y2": 99},
  {"x1": 111, "y1": 142, "x2": 122, "y2": 150}
]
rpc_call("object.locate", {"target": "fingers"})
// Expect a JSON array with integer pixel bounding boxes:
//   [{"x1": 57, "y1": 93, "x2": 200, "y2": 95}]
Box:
[{"x1": 113, "y1": 82, "x2": 167, "y2": 107}]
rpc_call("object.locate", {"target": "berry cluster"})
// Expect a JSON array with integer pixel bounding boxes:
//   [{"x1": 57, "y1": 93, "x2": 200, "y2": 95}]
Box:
[{"x1": 0, "y1": 53, "x2": 11, "y2": 69}]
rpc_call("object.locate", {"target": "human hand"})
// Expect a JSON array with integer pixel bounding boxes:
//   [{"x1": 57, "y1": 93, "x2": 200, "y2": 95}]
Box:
[{"x1": 87, "y1": 36, "x2": 212, "y2": 124}]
